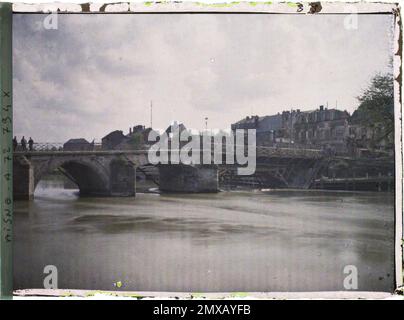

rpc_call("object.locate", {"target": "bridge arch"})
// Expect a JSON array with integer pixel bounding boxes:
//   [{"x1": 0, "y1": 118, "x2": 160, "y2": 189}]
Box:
[
  {"x1": 13, "y1": 153, "x2": 141, "y2": 199},
  {"x1": 30, "y1": 156, "x2": 111, "y2": 196}
]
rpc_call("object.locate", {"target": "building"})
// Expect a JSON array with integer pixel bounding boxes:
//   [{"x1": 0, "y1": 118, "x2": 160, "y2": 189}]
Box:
[
  {"x1": 63, "y1": 138, "x2": 94, "y2": 151},
  {"x1": 102, "y1": 126, "x2": 158, "y2": 150},
  {"x1": 231, "y1": 106, "x2": 351, "y2": 153},
  {"x1": 231, "y1": 110, "x2": 301, "y2": 146},
  {"x1": 141, "y1": 127, "x2": 159, "y2": 147},
  {"x1": 101, "y1": 130, "x2": 126, "y2": 150},
  {"x1": 127, "y1": 125, "x2": 159, "y2": 149},
  {"x1": 165, "y1": 121, "x2": 187, "y2": 137},
  {"x1": 232, "y1": 115, "x2": 277, "y2": 146},
  {"x1": 163, "y1": 121, "x2": 190, "y2": 149},
  {"x1": 293, "y1": 106, "x2": 350, "y2": 154}
]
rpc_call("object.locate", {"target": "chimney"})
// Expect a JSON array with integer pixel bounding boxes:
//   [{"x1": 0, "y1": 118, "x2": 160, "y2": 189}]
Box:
[
  {"x1": 319, "y1": 105, "x2": 324, "y2": 111},
  {"x1": 129, "y1": 127, "x2": 132, "y2": 134}
]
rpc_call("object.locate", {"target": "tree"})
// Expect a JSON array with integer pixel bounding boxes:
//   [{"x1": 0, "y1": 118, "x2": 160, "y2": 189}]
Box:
[
  {"x1": 355, "y1": 72, "x2": 394, "y2": 145},
  {"x1": 129, "y1": 132, "x2": 144, "y2": 150}
]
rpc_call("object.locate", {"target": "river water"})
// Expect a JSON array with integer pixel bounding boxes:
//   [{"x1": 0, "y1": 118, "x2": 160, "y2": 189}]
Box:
[{"x1": 14, "y1": 179, "x2": 395, "y2": 292}]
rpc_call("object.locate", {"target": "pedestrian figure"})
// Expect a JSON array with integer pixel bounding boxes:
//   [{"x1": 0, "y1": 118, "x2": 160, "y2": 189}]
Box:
[
  {"x1": 28, "y1": 137, "x2": 34, "y2": 151},
  {"x1": 13, "y1": 136, "x2": 17, "y2": 151},
  {"x1": 21, "y1": 136, "x2": 27, "y2": 151}
]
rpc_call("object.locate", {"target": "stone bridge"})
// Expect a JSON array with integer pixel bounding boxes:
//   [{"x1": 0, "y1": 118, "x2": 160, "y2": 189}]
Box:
[
  {"x1": 13, "y1": 151, "x2": 149, "y2": 200},
  {"x1": 13, "y1": 146, "x2": 326, "y2": 199},
  {"x1": 13, "y1": 149, "x2": 223, "y2": 199}
]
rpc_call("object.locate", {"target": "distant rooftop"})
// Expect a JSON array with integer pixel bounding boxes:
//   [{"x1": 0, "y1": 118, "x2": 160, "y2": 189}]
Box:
[{"x1": 64, "y1": 138, "x2": 90, "y2": 144}]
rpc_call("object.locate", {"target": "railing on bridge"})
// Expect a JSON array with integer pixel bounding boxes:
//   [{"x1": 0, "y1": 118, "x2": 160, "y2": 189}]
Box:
[
  {"x1": 14, "y1": 142, "x2": 323, "y2": 158},
  {"x1": 15, "y1": 142, "x2": 102, "y2": 152},
  {"x1": 256, "y1": 146, "x2": 323, "y2": 158}
]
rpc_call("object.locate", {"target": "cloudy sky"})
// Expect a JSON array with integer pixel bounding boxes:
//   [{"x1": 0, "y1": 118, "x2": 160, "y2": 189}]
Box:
[{"x1": 13, "y1": 13, "x2": 394, "y2": 142}]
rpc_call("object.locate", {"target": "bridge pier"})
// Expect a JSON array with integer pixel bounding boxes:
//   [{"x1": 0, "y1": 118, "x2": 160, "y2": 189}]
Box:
[
  {"x1": 13, "y1": 157, "x2": 34, "y2": 200},
  {"x1": 158, "y1": 164, "x2": 218, "y2": 193},
  {"x1": 110, "y1": 159, "x2": 136, "y2": 196}
]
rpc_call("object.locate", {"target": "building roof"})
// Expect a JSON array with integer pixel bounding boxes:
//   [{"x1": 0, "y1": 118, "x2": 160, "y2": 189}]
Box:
[
  {"x1": 64, "y1": 138, "x2": 90, "y2": 144},
  {"x1": 257, "y1": 114, "x2": 283, "y2": 131},
  {"x1": 102, "y1": 130, "x2": 125, "y2": 141},
  {"x1": 232, "y1": 114, "x2": 283, "y2": 132},
  {"x1": 233, "y1": 115, "x2": 259, "y2": 126},
  {"x1": 165, "y1": 122, "x2": 187, "y2": 134}
]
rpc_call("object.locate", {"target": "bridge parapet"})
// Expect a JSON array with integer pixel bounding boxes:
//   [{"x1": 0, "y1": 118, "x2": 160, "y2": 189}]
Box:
[
  {"x1": 13, "y1": 150, "x2": 149, "y2": 156},
  {"x1": 16, "y1": 142, "x2": 323, "y2": 160},
  {"x1": 15, "y1": 142, "x2": 103, "y2": 152}
]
